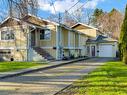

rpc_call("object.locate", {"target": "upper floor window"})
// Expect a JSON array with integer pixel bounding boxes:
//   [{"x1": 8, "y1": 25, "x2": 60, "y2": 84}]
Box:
[
  {"x1": 40, "y1": 29, "x2": 51, "y2": 40},
  {"x1": 1, "y1": 30, "x2": 15, "y2": 40}
]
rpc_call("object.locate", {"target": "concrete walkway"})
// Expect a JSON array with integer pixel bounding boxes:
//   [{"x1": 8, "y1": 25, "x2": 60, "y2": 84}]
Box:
[{"x1": 0, "y1": 58, "x2": 115, "y2": 95}]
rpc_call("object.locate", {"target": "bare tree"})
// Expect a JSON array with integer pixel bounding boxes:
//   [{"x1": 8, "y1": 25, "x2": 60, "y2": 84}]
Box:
[
  {"x1": 0, "y1": 0, "x2": 38, "y2": 19},
  {"x1": 83, "y1": 9, "x2": 94, "y2": 25},
  {"x1": 97, "y1": 9, "x2": 124, "y2": 39}
]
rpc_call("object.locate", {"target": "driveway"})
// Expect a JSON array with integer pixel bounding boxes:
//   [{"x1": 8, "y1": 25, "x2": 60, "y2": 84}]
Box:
[{"x1": 0, "y1": 58, "x2": 114, "y2": 95}]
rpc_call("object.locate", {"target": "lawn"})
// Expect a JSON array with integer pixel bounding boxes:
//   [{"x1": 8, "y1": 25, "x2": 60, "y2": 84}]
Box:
[
  {"x1": 57, "y1": 61, "x2": 127, "y2": 95},
  {"x1": 0, "y1": 62, "x2": 46, "y2": 72}
]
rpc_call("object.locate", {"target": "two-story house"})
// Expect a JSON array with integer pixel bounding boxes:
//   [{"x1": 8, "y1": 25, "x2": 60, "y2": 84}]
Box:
[{"x1": 0, "y1": 15, "x2": 89, "y2": 61}]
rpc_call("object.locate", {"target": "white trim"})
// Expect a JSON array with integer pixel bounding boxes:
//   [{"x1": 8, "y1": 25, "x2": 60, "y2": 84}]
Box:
[
  {"x1": 0, "y1": 30, "x2": 15, "y2": 41},
  {"x1": 0, "y1": 40, "x2": 15, "y2": 42},
  {"x1": 40, "y1": 47, "x2": 53, "y2": 49},
  {"x1": 0, "y1": 47, "x2": 14, "y2": 49},
  {"x1": 63, "y1": 47, "x2": 82, "y2": 49},
  {"x1": 56, "y1": 25, "x2": 59, "y2": 60},
  {"x1": 0, "y1": 17, "x2": 21, "y2": 26},
  {"x1": 39, "y1": 29, "x2": 51, "y2": 41},
  {"x1": 0, "y1": 47, "x2": 27, "y2": 49},
  {"x1": 26, "y1": 14, "x2": 59, "y2": 26},
  {"x1": 71, "y1": 23, "x2": 98, "y2": 30}
]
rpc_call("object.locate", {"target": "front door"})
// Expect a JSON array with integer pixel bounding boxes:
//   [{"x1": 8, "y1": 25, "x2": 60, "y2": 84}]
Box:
[
  {"x1": 31, "y1": 31, "x2": 36, "y2": 47},
  {"x1": 91, "y1": 46, "x2": 95, "y2": 57}
]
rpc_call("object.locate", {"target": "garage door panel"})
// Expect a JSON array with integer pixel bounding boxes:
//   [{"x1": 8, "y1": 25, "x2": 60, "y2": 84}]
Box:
[{"x1": 99, "y1": 45, "x2": 113, "y2": 57}]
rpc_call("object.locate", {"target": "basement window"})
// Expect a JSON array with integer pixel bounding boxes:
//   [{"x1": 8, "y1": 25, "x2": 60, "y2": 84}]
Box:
[
  {"x1": 1, "y1": 30, "x2": 15, "y2": 40},
  {"x1": 40, "y1": 29, "x2": 51, "y2": 40},
  {"x1": 0, "y1": 49, "x2": 11, "y2": 55}
]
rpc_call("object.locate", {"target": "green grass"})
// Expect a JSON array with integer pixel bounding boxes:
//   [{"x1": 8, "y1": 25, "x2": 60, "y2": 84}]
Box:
[
  {"x1": 0, "y1": 62, "x2": 46, "y2": 72},
  {"x1": 59, "y1": 61, "x2": 127, "y2": 95}
]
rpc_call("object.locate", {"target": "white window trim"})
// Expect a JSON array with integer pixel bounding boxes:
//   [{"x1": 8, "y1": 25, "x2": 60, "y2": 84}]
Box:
[
  {"x1": 0, "y1": 30, "x2": 15, "y2": 41},
  {"x1": 39, "y1": 29, "x2": 51, "y2": 41}
]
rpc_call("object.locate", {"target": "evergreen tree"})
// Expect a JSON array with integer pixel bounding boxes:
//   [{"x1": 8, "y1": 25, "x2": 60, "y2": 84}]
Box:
[
  {"x1": 93, "y1": 8, "x2": 104, "y2": 17},
  {"x1": 91, "y1": 8, "x2": 104, "y2": 26},
  {"x1": 119, "y1": 5, "x2": 127, "y2": 63}
]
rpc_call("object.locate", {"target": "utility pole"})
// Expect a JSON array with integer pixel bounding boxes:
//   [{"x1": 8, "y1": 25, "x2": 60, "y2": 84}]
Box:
[{"x1": 58, "y1": 13, "x2": 62, "y2": 24}]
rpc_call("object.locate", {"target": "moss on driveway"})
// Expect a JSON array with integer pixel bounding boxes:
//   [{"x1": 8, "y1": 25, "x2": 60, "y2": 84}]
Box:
[
  {"x1": 57, "y1": 61, "x2": 127, "y2": 95},
  {"x1": 0, "y1": 62, "x2": 47, "y2": 72}
]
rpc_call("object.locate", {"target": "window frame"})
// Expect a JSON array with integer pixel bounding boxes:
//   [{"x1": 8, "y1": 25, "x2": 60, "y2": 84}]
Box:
[
  {"x1": 40, "y1": 29, "x2": 51, "y2": 41},
  {"x1": 0, "y1": 30, "x2": 15, "y2": 41}
]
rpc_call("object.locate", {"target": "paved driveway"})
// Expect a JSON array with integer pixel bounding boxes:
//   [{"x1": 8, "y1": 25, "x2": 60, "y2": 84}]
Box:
[{"x1": 0, "y1": 58, "x2": 114, "y2": 95}]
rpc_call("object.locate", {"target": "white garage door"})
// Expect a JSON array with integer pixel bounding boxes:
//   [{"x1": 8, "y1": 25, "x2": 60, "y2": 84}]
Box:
[{"x1": 99, "y1": 45, "x2": 113, "y2": 57}]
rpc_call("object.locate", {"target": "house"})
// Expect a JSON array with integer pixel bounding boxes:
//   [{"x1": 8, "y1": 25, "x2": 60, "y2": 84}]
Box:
[
  {"x1": 72, "y1": 23, "x2": 118, "y2": 58},
  {"x1": 0, "y1": 15, "x2": 89, "y2": 61}
]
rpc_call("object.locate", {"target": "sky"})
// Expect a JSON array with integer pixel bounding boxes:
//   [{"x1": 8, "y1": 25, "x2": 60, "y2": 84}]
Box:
[
  {"x1": 37, "y1": 0, "x2": 127, "y2": 18},
  {"x1": 0, "y1": 0, "x2": 127, "y2": 19}
]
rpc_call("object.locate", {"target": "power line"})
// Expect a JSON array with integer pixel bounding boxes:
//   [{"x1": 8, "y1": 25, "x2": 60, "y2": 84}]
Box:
[
  {"x1": 67, "y1": 0, "x2": 81, "y2": 12},
  {"x1": 78, "y1": 0, "x2": 91, "y2": 10},
  {"x1": 64, "y1": 0, "x2": 91, "y2": 23}
]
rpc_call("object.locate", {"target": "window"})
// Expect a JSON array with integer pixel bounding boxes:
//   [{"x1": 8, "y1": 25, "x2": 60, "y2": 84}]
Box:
[
  {"x1": 0, "y1": 49, "x2": 11, "y2": 55},
  {"x1": 40, "y1": 29, "x2": 51, "y2": 40},
  {"x1": 1, "y1": 30, "x2": 15, "y2": 40}
]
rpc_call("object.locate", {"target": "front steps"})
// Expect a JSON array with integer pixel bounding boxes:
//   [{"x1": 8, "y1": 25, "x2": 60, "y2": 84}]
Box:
[{"x1": 33, "y1": 47, "x2": 55, "y2": 61}]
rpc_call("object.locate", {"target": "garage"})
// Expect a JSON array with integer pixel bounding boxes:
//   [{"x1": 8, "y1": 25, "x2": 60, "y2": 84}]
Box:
[
  {"x1": 99, "y1": 44, "x2": 114, "y2": 57},
  {"x1": 86, "y1": 35, "x2": 118, "y2": 58}
]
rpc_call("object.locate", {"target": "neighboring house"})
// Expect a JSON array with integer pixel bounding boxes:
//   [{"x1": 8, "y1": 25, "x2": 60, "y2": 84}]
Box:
[
  {"x1": 72, "y1": 23, "x2": 118, "y2": 58},
  {"x1": 0, "y1": 15, "x2": 89, "y2": 61}
]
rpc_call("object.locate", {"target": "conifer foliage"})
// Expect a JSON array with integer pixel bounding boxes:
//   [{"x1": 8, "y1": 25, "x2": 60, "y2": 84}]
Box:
[{"x1": 119, "y1": 5, "x2": 127, "y2": 63}]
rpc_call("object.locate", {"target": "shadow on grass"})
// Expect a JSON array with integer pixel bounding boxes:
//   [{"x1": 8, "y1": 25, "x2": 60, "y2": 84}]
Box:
[{"x1": 56, "y1": 61, "x2": 127, "y2": 95}]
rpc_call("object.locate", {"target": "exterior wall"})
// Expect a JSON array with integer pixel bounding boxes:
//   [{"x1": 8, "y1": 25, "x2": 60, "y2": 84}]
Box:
[
  {"x1": 79, "y1": 34, "x2": 89, "y2": 56},
  {"x1": 0, "y1": 25, "x2": 28, "y2": 61},
  {"x1": 0, "y1": 26, "x2": 27, "y2": 48},
  {"x1": 33, "y1": 24, "x2": 57, "y2": 59},
  {"x1": 77, "y1": 29, "x2": 97, "y2": 38},
  {"x1": 73, "y1": 25, "x2": 98, "y2": 38},
  {"x1": 12, "y1": 49, "x2": 27, "y2": 61},
  {"x1": 75, "y1": 33, "x2": 79, "y2": 48},
  {"x1": 38, "y1": 25, "x2": 56, "y2": 47},
  {"x1": 69, "y1": 31, "x2": 75, "y2": 47},
  {"x1": 86, "y1": 43, "x2": 97, "y2": 57},
  {"x1": 61, "y1": 27, "x2": 68, "y2": 47}
]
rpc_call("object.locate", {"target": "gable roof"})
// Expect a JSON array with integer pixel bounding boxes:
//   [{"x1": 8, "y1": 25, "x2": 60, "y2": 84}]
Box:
[
  {"x1": 87, "y1": 35, "x2": 117, "y2": 43},
  {"x1": 71, "y1": 23, "x2": 98, "y2": 30},
  {"x1": 22, "y1": 14, "x2": 59, "y2": 26},
  {"x1": 0, "y1": 17, "x2": 22, "y2": 28}
]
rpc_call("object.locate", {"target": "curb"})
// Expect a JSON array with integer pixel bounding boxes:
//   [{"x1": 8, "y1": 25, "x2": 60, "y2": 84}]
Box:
[{"x1": 0, "y1": 57, "x2": 89, "y2": 80}]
